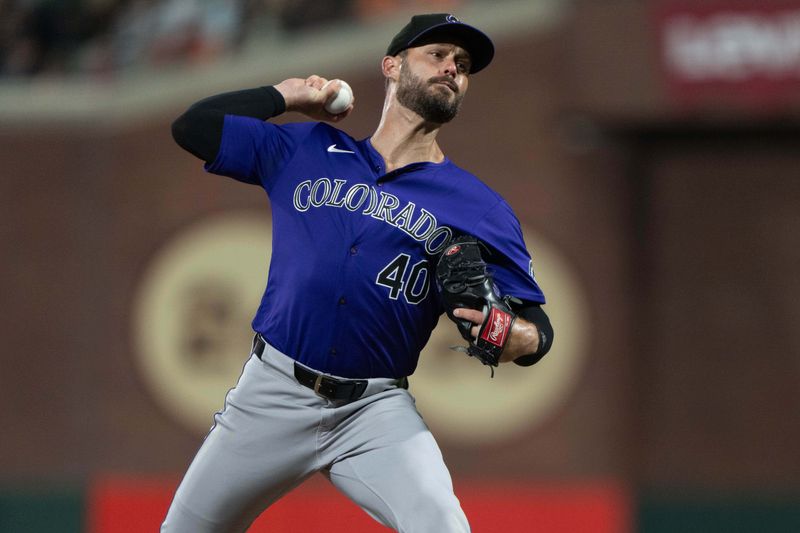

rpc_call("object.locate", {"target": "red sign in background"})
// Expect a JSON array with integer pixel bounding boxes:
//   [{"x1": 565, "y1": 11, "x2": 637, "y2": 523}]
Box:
[
  {"x1": 654, "y1": 1, "x2": 800, "y2": 107},
  {"x1": 87, "y1": 475, "x2": 630, "y2": 533}
]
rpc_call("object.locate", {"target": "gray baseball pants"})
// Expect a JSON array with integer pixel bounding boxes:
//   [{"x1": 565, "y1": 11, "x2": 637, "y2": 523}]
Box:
[{"x1": 161, "y1": 339, "x2": 470, "y2": 532}]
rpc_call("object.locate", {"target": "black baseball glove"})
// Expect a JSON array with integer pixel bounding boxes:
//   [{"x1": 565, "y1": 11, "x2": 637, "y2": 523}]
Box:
[{"x1": 436, "y1": 235, "x2": 519, "y2": 376}]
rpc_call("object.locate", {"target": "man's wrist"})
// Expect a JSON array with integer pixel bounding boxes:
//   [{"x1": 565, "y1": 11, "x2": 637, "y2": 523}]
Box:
[
  {"x1": 500, "y1": 317, "x2": 540, "y2": 363},
  {"x1": 270, "y1": 82, "x2": 293, "y2": 112},
  {"x1": 511, "y1": 304, "x2": 554, "y2": 366}
]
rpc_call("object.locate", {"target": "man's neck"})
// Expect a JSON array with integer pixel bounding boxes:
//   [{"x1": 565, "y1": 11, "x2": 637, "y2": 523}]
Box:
[{"x1": 370, "y1": 100, "x2": 445, "y2": 173}]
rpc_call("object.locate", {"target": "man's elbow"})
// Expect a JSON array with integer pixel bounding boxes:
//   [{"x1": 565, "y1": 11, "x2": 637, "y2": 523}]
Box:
[
  {"x1": 170, "y1": 108, "x2": 220, "y2": 162},
  {"x1": 171, "y1": 111, "x2": 191, "y2": 150}
]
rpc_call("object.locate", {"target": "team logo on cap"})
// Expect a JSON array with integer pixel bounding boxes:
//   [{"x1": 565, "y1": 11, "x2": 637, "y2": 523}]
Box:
[{"x1": 446, "y1": 14, "x2": 459, "y2": 23}]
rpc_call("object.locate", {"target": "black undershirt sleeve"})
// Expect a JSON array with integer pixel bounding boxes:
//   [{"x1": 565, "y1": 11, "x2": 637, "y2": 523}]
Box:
[
  {"x1": 171, "y1": 85, "x2": 287, "y2": 163},
  {"x1": 512, "y1": 302, "x2": 554, "y2": 367}
]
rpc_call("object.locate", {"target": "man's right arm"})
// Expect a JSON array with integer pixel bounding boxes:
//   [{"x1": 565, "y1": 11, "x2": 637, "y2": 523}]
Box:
[{"x1": 171, "y1": 77, "x2": 354, "y2": 163}]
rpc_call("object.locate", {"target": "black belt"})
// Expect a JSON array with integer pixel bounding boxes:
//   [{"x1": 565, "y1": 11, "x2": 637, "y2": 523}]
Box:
[
  {"x1": 293, "y1": 364, "x2": 368, "y2": 401},
  {"x1": 253, "y1": 334, "x2": 369, "y2": 401}
]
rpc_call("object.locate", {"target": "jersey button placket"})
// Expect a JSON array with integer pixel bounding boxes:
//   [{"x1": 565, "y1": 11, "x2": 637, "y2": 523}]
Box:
[
  {"x1": 341, "y1": 248, "x2": 355, "y2": 309},
  {"x1": 333, "y1": 246, "x2": 353, "y2": 358}
]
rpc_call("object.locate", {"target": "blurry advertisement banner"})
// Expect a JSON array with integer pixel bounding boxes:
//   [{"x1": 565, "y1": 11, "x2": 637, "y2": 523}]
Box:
[
  {"x1": 87, "y1": 476, "x2": 630, "y2": 533},
  {"x1": 655, "y1": 1, "x2": 800, "y2": 108}
]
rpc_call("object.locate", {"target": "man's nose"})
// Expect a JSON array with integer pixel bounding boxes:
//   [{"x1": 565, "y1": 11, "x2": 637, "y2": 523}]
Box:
[{"x1": 441, "y1": 58, "x2": 458, "y2": 78}]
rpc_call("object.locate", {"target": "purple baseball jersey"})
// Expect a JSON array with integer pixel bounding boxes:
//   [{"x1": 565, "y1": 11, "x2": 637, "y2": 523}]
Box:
[{"x1": 205, "y1": 116, "x2": 544, "y2": 378}]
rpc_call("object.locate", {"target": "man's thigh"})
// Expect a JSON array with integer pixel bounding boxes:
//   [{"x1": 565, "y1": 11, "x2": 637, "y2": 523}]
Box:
[
  {"x1": 161, "y1": 355, "x2": 321, "y2": 532},
  {"x1": 323, "y1": 390, "x2": 470, "y2": 533}
]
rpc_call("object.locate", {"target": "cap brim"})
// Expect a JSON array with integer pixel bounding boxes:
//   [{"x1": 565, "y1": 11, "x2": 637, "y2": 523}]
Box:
[{"x1": 406, "y1": 22, "x2": 495, "y2": 74}]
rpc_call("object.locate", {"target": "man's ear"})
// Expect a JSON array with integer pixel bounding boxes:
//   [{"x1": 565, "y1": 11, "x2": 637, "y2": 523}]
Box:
[{"x1": 382, "y1": 55, "x2": 401, "y2": 82}]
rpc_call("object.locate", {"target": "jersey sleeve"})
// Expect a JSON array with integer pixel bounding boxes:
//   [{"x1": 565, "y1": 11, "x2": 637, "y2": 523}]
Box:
[
  {"x1": 471, "y1": 199, "x2": 546, "y2": 304},
  {"x1": 204, "y1": 115, "x2": 314, "y2": 192}
]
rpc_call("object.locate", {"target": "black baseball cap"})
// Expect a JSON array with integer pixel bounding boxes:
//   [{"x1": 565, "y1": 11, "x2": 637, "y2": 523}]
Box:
[{"x1": 386, "y1": 13, "x2": 494, "y2": 74}]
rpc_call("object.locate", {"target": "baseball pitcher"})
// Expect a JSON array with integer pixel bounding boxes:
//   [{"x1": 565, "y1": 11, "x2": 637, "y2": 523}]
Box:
[{"x1": 163, "y1": 13, "x2": 554, "y2": 532}]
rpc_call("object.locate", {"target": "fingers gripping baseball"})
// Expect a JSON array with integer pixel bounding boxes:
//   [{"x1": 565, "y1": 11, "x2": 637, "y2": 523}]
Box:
[{"x1": 275, "y1": 75, "x2": 355, "y2": 122}]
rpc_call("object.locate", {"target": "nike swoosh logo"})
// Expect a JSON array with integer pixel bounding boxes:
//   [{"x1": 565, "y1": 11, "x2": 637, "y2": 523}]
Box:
[{"x1": 327, "y1": 144, "x2": 355, "y2": 154}]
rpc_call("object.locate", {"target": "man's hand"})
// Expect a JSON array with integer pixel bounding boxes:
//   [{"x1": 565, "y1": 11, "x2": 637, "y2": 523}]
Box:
[
  {"x1": 452, "y1": 308, "x2": 540, "y2": 363},
  {"x1": 274, "y1": 76, "x2": 355, "y2": 122}
]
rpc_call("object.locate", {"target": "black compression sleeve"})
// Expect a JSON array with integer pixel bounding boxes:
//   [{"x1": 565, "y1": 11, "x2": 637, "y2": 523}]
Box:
[
  {"x1": 513, "y1": 303, "x2": 554, "y2": 367},
  {"x1": 171, "y1": 85, "x2": 287, "y2": 163}
]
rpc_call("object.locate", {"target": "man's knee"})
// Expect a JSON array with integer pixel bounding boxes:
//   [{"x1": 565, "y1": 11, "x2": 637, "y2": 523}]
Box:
[
  {"x1": 161, "y1": 498, "x2": 218, "y2": 533},
  {"x1": 403, "y1": 490, "x2": 469, "y2": 532}
]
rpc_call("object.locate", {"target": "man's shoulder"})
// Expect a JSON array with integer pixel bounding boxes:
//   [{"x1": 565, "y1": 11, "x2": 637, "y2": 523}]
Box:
[
  {"x1": 441, "y1": 160, "x2": 506, "y2": 203},
  {"x1": 282, "y1": 120, "x2": 353, "y2": 140}
]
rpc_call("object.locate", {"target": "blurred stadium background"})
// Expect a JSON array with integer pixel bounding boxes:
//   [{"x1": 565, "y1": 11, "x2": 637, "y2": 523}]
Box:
[{"x1": 2, "y1": 0, "x2": 800, "y2": 531}]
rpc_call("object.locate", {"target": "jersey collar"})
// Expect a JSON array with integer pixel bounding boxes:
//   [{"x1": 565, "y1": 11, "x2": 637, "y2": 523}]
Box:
[{"x1": 361, "y1": 137, "x2": 451, "y2": 179}]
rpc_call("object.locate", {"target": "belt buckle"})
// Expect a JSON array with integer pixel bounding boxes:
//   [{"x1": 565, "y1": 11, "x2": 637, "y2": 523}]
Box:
[{"x1": 313, "y1": 374, "x2": 324, "y2": 395}]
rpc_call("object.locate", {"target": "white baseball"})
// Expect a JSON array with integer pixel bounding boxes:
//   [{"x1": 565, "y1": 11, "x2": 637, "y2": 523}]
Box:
[{"x1": 322, "y1": 79, "x2": 353, "y2": 114}]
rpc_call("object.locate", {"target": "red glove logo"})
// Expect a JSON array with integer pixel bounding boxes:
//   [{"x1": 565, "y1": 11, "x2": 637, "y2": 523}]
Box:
[{"x1": 481, "y1": 307, "x2": 512, "y2": 347}]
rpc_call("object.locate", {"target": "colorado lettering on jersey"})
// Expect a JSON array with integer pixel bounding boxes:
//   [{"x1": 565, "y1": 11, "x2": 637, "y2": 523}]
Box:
[{"x1": 293, "y1": 178, "x2": 453, "y2": 255}]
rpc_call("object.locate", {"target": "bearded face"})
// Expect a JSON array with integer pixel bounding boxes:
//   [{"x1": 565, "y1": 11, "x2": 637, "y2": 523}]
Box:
[{"x1": 395, "y1": 61, "x2": 465, "y2": 124}]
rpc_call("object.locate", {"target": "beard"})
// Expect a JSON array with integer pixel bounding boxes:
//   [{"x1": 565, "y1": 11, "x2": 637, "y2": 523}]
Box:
[{"x1": 396, "y1": 65, "x2": 464, "y2": 124}]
